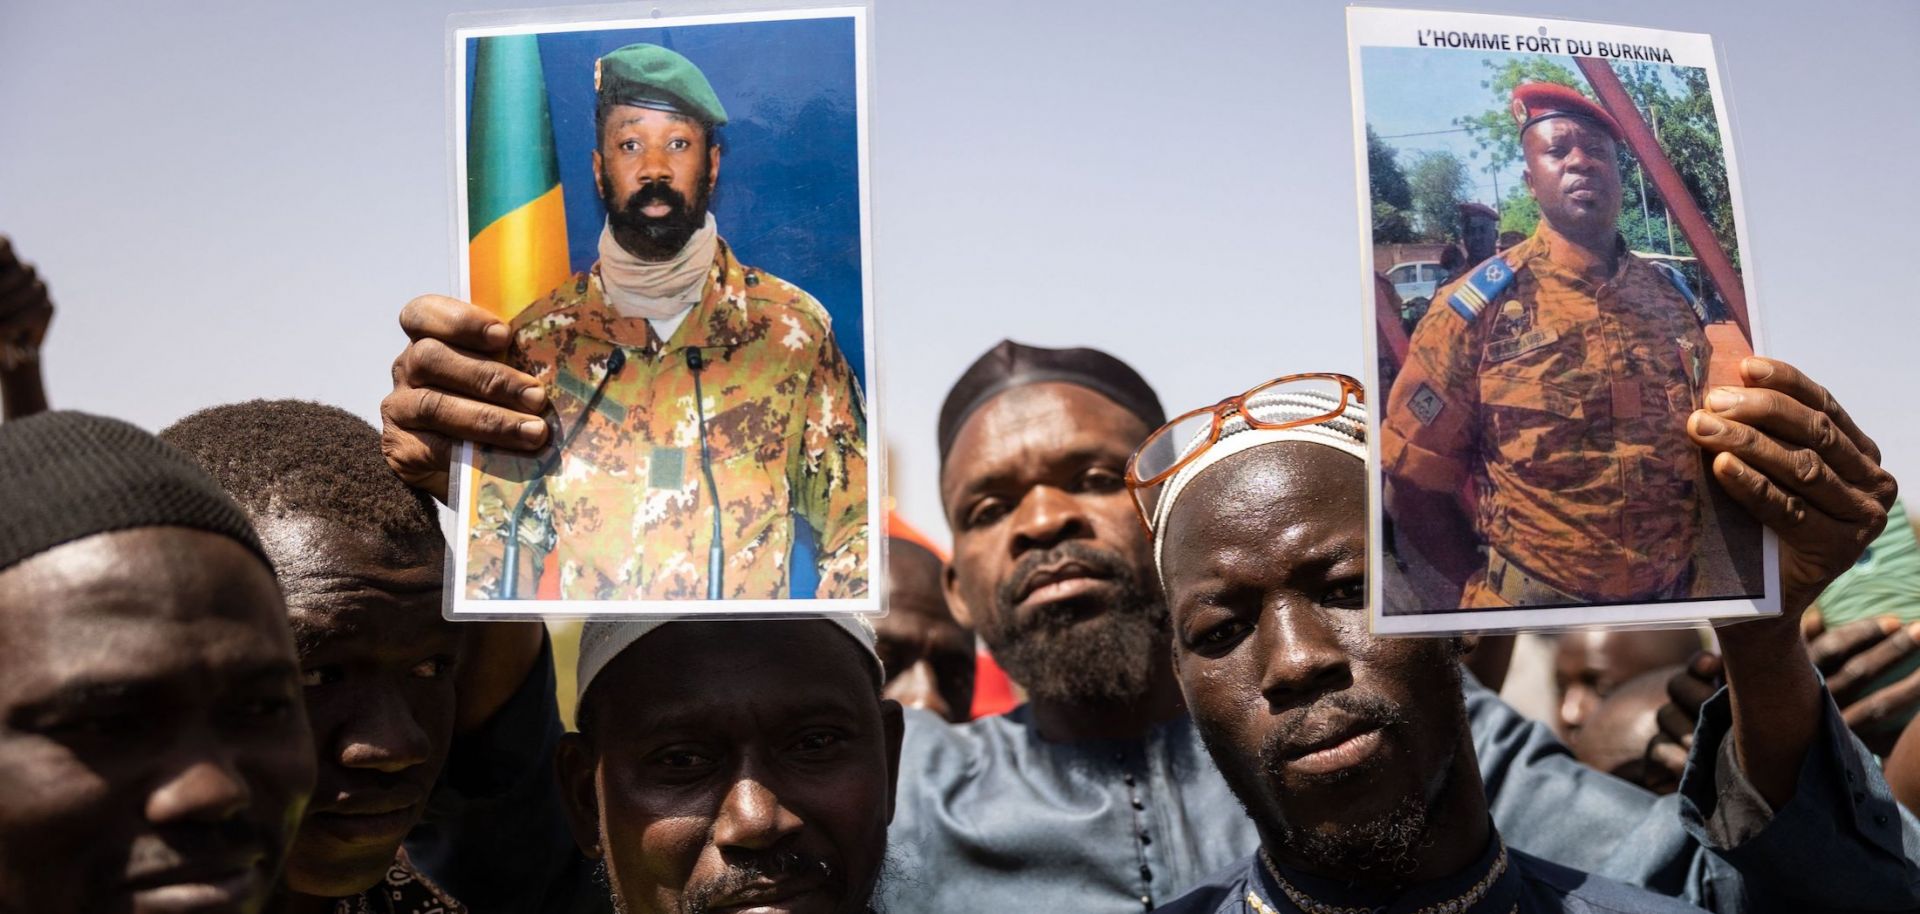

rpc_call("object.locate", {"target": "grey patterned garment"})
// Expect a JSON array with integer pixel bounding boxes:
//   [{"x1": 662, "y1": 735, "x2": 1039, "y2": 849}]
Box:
[{"x1": 877, "y1": 674, "x2": 1920, "y2": 914}]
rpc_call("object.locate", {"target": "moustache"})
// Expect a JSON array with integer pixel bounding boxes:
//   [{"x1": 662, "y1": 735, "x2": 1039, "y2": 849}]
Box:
[
  {"x1": 620, "y1": 181, "x2": 692, "y2": 220},
  {"x1": 994, "y1": 541, "x2": 1136, "y2": 621},
  {"x1": 685, "y1": 849, "x2": 843, "y2": 914},
  {"x1": 1257, "y1": 690, "x2": 1403, "y2": 775}
]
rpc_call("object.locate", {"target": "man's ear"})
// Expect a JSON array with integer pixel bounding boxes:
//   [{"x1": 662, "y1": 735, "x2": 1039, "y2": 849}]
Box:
[
  {"x1": 555, "y1": 731, "x2": 605, "y2": 859},
  {"x1": 941, "y1": 562, "x2": 974, "y2": 630},
  {"x1": 1521, "y1": 165, "x2": 1536, "y2": 198},
  {"x1": 706, "y1": 140, "x2": 722, "y2": 187},
  {"x1": 592, "y1": 148, "x2": 603, "y2": 179},
  {"x1": 879, "y1": 697, "x2": 905, "y2": 824}
]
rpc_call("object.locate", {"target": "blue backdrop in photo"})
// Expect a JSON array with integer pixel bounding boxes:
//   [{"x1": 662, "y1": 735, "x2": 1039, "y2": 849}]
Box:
[{"x1": 465, "y1": 15, "x2": 865, "y2": 599}]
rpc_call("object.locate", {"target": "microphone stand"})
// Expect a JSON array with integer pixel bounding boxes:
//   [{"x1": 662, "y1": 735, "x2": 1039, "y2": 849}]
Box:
[
  {"x1": 499, "y1": 348, "x2": 627, "y2": 598},
  {"x1": 686, "y1": 347, "x2": 725, "y2": 600}
]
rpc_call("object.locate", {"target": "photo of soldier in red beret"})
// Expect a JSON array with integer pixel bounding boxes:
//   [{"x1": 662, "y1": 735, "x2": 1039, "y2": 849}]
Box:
[{"x1": 1351, "y1": 10, "x2": 1774, "y2": 632}]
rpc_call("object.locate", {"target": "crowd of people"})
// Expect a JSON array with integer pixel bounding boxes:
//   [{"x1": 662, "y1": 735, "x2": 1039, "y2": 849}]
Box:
[{"x1": 3, "y1": 70, "x2": 1919, "y2": 914}]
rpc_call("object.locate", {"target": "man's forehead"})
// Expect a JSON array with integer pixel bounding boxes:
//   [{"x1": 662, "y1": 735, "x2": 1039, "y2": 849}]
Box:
[
  {"x1": 941, "y1": 383, "x2": 1144, "y2": 488},
  {"x1": 607, "y1": 105, "x2": 698, "y2": 129},
  {"x1": 1526, "y1": 116, "x2": 1617, "y2": 147},
  {"x1": 0, "y1": 607, "x2": 286, "y2": 706},
  {"x1": 1161, "y1": 446, "x2": 1365, "y2": 572}
]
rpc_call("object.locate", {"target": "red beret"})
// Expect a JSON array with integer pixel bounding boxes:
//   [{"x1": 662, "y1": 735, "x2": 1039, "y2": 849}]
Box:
[{"x1": 1510, "y1": 81, "x2": 1623, "y2": 143}]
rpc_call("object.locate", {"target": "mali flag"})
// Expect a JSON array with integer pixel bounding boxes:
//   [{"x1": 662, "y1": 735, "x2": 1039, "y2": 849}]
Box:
[{"x1": 467, "y1": 35, "x2": 570, "y2": 321}]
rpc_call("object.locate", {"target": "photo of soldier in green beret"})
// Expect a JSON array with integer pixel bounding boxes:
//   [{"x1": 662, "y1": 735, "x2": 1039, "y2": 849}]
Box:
[{"x1": 443, "y1": 11, "x2": 876, "y2": 614}]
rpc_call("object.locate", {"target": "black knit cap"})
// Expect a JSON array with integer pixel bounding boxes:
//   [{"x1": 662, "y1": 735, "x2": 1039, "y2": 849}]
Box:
[
  {"x1": 0, "y1": 411, "x2": 270, "y2": 573},
  {"x1": 937, "y1": 340, "x2": 1165, "y2": 464}
]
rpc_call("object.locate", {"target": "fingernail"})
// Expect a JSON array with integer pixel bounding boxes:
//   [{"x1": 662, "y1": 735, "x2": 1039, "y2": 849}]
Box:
[
  {"x1": 1693, "y1": 412, "x2": 1725, "y2": 436},
  {"x1": 1742, "y1": 357, "x2": 1773, "y2": 381},
  {"x1": 1878, "y1": 616, "x2": 1903, "y2": 635},
  {"x1": 486, "y1": 322, "x2": 511, "y2": 347},
  {"x1": 520, "y1": 419, "x2": 546, "y2": 442},
  {"x1": 1906, "y1": 621, "x2": 1920, "y2": 641},
  {"x1": 1706, "y1": 388, "x2": 1740, "y2": 413},
  {"x1": 1692, "y1": 652, "x2": 1717, "y2": 675},
  {"x1": 519, "y1": 385, "x2": 546, "y2": 410}
]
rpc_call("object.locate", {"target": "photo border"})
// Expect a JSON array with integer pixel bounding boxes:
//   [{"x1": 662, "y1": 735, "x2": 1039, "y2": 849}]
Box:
[
  {"x1": 443, "y1": 1, "x2": 884, "y2": 620},
  {"x1": 1345, "y1": 6, "x2": 1779, "y2": 635}
]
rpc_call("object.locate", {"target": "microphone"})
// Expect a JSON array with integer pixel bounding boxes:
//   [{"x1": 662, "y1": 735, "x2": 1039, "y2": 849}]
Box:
[
  {"x1": 686, "y1": 347, "x2": 725, "y2": 600},
  {"x1": 499, "y1": 347, "x2": 627, "y2": 598}
]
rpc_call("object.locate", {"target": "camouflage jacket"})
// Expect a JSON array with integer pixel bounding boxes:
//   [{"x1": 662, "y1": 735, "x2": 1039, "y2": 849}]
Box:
[
  {"x1": 465, "y1": 237, "x2": 869, "y2": 601},
  {"x1": 1381, "y1": 223, "x2": 1711, "y2": 604}
]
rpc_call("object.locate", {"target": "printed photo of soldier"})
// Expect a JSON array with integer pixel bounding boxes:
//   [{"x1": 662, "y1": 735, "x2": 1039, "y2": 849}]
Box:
[
  {"x1": 450, "y1": 11, "x2": 874, "y2": 610},
  {"x1": 1354, "y1": 24, "x2": 1769, "y2": 626}
]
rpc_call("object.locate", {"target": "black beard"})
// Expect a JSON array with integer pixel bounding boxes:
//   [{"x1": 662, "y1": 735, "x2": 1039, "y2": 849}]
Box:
[
  {"x1": 1198, "y1": 655, "x2": 1465, "y2": 880},
  {"x1": 599, "y1": 166, "x2": 713, "y2": 261},
  {"x1": 977, "y1": 541, "x2": 1168, "y2": 706}
]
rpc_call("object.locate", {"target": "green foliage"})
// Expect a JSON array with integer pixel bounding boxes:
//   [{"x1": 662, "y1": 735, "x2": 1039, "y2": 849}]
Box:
[
  {"x1": 1367, "y1": 125, "x2": 1417, "y2": 242},
  {"x1": 1373, "y1": 201, "x2": 1416, "y2": 243},
  {"x1": 1497, "y1": 185, "x2": 1540, "y2": 236},
  {"x1": 1368, "y1": 125, "x2": 1413, "y2": 210},
  {"x1": 1409, "y1": 150, "x2": 1470, "y2": 242}
]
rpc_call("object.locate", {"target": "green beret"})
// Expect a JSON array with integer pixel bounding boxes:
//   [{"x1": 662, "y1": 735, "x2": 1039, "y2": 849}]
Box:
[{"x1": 595, "y1": 43, "x2": 728, "y2": 127}]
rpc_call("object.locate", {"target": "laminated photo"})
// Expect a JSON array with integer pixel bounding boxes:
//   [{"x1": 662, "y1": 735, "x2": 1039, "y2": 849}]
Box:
[
  {"x1": 1347, "y1": 8, "x2": 1778, "y2": 634},
  {"x1": 447, "y1": 5, "x2": 878, "y2": 617}
]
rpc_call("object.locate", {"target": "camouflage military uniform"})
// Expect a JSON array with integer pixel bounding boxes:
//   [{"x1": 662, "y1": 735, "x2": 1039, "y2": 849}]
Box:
[
  {"x1": 1381, "y1": 222, "x2": 1711, "y2": 607},
  {"x1": 465, "y1": 237, "x2": 868, "y2": 601}
]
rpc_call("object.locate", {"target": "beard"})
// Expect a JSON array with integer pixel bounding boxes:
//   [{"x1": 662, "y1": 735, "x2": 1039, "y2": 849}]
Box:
[
  {"x1": 599, "y1": 163, "x2": 714, "y2": 261},
  {"x1": 1200, "y1": 652, "x2": 1465, "y2": 880},
  {"x1": 976, "y1": 541, "x2": 1168, "y2": 706}
]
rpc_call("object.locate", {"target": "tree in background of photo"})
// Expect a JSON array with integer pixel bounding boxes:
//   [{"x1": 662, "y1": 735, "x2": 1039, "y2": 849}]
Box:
[
  {"x1": 1408, "y1": 149, "x2": 1469, "y2": 242},
  {"x1": 1368, "y1": 125, "x2": 1417, "y2": 243}
]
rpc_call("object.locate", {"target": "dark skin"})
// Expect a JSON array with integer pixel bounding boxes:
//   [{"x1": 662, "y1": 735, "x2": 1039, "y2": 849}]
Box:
[
  {"x1": 555, "y1": 622, "x2": 902, "y2": 914},
  {"x1": 938, "y1": 382, "x2": 1185, "y2": 742},
  {"x1": 1552, "y1": 629, "x2": 1703, "y2": 743},
  {"x1": 1572, "y1": 666, "x2": 1686, "y2": 796},
  {"x1": 594, "y1": 106, "x2": 721, "y2": 263},
  {"x1": 1520, "y1": 116, "x2": 1624, "y2": 273},
  {"x1": 252, "y1": 517, "x2": 461, "y2": 911},
  {"x1": 0, "y1": 528, "x2": 315, "y2": 914},
  {"x1": 1162, "y1": 444, "x2": 1488, "y2": 885},
  {"x1": 876, "y1": 538, "x2": 974, "y2": 723},
  {"x1": 0, "y1": 236, "x2": 52, "y2": 420}
]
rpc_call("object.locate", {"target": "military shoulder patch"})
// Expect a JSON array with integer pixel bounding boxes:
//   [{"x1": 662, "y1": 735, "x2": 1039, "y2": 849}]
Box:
[
  {"x1": 1647, "y1": 259, "x2": 1709, "y2": 326},
  {"x1": 1409, "y1": 383, "x2": 1446, "y2": 426},
  {"x1": 1447, "y1": 255, "x2": 1518, "y2": 321}
]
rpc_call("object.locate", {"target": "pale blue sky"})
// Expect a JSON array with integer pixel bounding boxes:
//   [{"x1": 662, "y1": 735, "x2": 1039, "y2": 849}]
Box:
[{"x1": 3, "y1": 0, "x2": 1915, "y2": 546}]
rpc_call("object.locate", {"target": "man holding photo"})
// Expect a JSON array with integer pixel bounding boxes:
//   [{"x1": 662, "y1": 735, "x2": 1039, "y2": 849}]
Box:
[
  {"x1": 1383, "y1": 81, "x2": 1741, "y2": 609},
  {"x1": 438, "y1": 42, "x2": 869, "y2": 602}
]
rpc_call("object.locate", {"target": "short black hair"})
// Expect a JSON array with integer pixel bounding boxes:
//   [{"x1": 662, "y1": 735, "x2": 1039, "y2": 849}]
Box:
[{"x1": 159, "y1": 399, "x2": 439, "y2": 542}]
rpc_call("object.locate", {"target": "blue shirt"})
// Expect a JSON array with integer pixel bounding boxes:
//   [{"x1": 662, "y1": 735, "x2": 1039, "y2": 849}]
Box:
[{"x1": 1153, "y1": 833, "x2": 1707, "y2": 914}]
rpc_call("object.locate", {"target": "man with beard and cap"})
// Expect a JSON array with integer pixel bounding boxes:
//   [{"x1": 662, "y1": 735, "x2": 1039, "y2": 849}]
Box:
[
  {"x1": 1383, "y1": 81, "x2": 1757, "y2": 609},
  {"x1": 1142, "y1": 377, "x2": 1916, "y2": 913},
  {"x1": 0, "y1": 411, "x2": 315, "y2": 914},
  {"x1": 162, "y1": 401, "x2": 468, "y2": 914},
  {"x1": 425, "y1": 41, "x2": 868, "y2": 602}
]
